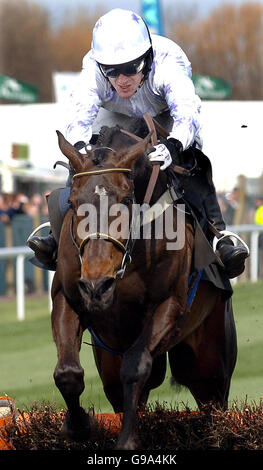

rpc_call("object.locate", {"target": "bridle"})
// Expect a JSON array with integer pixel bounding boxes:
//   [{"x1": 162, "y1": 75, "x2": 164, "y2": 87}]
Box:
[
  {"x1": 70, "y1": 165, "x2": 137, "y2": 278},
  {"x1": 69, "y1": 113, "x2": 163, "y2": 278},
  {"x1": 68, "y1": 112, "x2": 189, "y2": 279}
]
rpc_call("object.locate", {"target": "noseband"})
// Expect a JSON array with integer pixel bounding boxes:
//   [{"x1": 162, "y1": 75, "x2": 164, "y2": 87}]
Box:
[{"x1": 70, "y1": 166, "x2": 134, "y2": 279}]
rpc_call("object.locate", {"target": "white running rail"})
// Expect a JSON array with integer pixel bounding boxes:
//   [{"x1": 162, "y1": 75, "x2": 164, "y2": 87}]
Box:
[
  {"x1": 0, "y1": 246, "x2": 54, "y2": 321},
  {"x1": 1, "y1": 224, "x2": 263, "y2": 320}
]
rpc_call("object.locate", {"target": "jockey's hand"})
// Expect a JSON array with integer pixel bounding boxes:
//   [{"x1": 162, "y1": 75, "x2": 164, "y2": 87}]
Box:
[
  {"x1": 148, "y1": 143, "x2": 172, "y2": 170},
  {"x1": 148, "y1": 138, "x2": 183, "y2": 170}
]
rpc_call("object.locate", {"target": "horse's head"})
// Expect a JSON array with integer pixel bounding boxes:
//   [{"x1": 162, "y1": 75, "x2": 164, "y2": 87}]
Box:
[{"x1": 57, "y1": 128, "x2": 152, "y2": 311}]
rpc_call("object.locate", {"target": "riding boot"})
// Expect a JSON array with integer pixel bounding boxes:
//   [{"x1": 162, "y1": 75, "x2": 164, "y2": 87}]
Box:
[
  {"x1": 203, "y1": 187, "x2": 249, "y2": 278},
  {"x1": 27, "y1": 233, "x2": 57, "y2": 270},
  {"x1": 27, "y1": 166, "x2": 74, "y2": 269}
]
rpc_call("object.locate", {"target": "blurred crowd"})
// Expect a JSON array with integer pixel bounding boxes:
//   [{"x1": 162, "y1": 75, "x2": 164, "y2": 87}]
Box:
[
  {"x1": 1, "y1": 188, "x2": 263, "y2": 227},
  {"x1": 0, "y1": 191, "x2": 49, "y2": 223},
  {"x1": 218, "y1": 188, "x2": 263, "y2": 226}
]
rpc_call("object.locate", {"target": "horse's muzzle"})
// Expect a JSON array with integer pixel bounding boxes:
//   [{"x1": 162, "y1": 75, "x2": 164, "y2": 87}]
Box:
[{"x1": 78, "y1": 277, "x2": 116, "y2": 309}]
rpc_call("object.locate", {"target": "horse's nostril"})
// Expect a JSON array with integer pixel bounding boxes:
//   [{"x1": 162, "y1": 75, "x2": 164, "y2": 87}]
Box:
[
  {"x1": 96, "y1": 277, "x2": 116, "y2": 298},
  {"x1": 79, "y1": 277, "x2": 115, "y2": 300},
  {"x1": 79, "y1": 279, "x2": 94, "y2": 298}
]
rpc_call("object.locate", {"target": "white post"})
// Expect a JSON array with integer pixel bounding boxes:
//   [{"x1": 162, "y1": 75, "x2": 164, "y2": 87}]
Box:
[
  {"x1": 16, "y1": 254, "x2": 25, "y2": 321},
  {"x1": 48, "y1": 270, "x2": 55, "y2": 312},
  {"x1": 250, "y1": 231, "x2": 259, "y2": 283}
]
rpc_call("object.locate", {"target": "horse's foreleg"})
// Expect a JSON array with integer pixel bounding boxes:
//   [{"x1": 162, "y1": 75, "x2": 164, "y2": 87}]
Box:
[
  {"x1": 117, "y1": 346, "x2": 152, "y2": 450},
  {"x1": 117, "y1": 297, "x2": 180, "y2": 450},
  {"x1": 52, "y1": 291, "x2": 89, "y2": 440}
]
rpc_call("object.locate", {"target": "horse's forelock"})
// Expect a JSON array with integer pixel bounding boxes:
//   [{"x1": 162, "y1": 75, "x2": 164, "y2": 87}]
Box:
[{"x1": 92, "y1": 148, "x2": 111, "y2": 165}]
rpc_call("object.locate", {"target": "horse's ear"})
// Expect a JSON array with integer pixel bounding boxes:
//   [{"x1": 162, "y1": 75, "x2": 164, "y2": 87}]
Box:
[
  {"x1": 56, "y1": 130, "x2": 93, "y2": 172},
  {"x1": 116, "y1": 131, "x2": 153, "y2": 169}
]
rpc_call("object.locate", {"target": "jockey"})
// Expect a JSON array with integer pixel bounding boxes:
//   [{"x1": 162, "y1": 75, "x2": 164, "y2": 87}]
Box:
[{"x1": 28, "y1": 8, "x2": 249, "y2": 278}]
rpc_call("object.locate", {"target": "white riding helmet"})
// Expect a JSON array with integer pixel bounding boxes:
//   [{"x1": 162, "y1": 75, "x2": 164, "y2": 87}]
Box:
[{"x1": 92, "y1": 8, "x2": 152, "y2": 66}]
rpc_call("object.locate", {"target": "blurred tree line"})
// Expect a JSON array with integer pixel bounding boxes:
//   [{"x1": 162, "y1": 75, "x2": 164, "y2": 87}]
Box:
[
  {"x1": 171, "y1": 2, "x2": 263, "y2": 100},
  {"x1": 0, "y1": 0, "x2": 262, "y2": 102},
  {"x1": 0, "y1": 0, "x2": 101, "y2": 102}
]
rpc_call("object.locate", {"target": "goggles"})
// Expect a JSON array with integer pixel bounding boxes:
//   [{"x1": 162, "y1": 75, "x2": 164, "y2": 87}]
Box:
[{"x1": 99, "y1": 58, "x2": 145, "y2": 78}]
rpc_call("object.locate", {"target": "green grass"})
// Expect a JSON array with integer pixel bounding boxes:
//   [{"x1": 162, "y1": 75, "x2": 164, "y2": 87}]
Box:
[
  {"x1": 0, "y1": 297, "x2": 108, "y2": 412},
  {"x1": 0, "y1": 282, "x2": 263, "y2": 412}
]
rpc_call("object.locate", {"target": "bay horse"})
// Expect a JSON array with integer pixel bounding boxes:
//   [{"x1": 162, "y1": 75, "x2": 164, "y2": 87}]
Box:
[{"x1": 51, "y1": 125, "x2": 237, "y2": 450}]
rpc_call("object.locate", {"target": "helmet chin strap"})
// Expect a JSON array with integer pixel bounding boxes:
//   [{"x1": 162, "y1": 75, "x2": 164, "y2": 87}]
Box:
[
  {"x1": 141, "y1": 47, "x2": 153, "y2": 81},
  {"x1": 138, "y1": 76, "x2": 145, "y2": 88}
]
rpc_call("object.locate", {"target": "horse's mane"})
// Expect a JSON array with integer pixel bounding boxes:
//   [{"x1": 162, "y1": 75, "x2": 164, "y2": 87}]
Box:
[
  {"x1": 93, "y1": 121, "x2": 148, "y2": 166},
  {"x1": 96, "y1": 125, "x2": 120, "y2": 147},
  {"x1": 96, "y1": 119, "x2": 149, "y2": 147}
]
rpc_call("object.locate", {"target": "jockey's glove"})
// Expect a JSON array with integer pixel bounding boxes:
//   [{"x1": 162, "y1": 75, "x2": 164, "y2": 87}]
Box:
[{"x1": 148, "y1": 138, "x2": 183, "y2": 170}]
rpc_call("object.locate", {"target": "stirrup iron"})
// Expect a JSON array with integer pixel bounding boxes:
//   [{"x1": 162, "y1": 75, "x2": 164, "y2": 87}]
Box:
[
  {"x1": 26, "y1": 221, "x2": 51, "y2": 243},
  {"x1": 212, "y1": 230, "x2": 250, "y2": 255}
]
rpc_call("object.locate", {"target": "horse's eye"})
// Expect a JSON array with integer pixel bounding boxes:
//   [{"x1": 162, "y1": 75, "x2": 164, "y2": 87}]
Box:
[{"x1": 68, "y1": 200, "x2": 75, "y2": 211}]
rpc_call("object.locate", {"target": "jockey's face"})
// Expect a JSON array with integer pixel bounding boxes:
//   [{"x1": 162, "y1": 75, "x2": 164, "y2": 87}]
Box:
[{"x1": 109, "y1": 72, "x2": 143, "y2": 99}]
